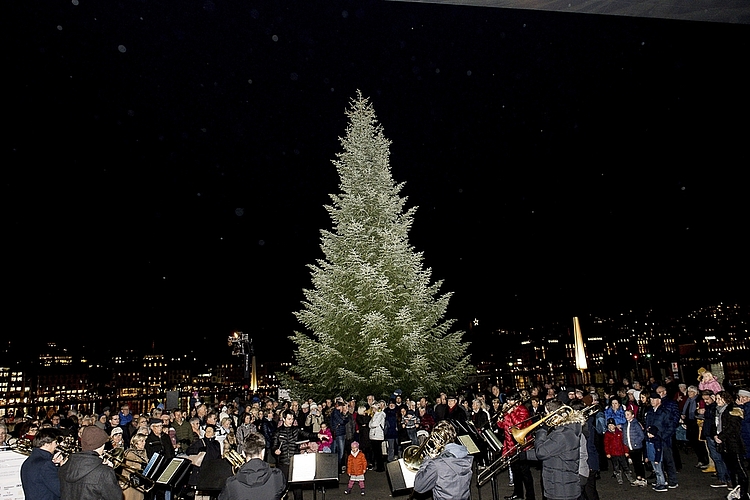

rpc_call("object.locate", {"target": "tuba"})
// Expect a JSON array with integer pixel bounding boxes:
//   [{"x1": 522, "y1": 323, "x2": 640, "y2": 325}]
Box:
[
  {"x1": 477, "y1": 405, "x2": 574, "y2": 487},
  {"x1": 402, "y1": 423, "x2": 455, "y2": 471},
  {"x1": 224, "y1": 449, "x2": 246, "y2": 474}
]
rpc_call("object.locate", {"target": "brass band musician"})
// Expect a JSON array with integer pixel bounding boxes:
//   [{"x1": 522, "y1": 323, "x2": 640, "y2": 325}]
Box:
[
  {"x1": 499, "y1": 392, "x2": 535, "y2": 500},
  {"x1": 413, "y1": 420, "x2": 473, "y2": 500},
  {"x1": 524, "y1": 399, "x2": 584, "y2": 500},
  {"x1": 20, "y1": 428, "x2": 62, "y2": 500},
  {"x1": 59, "y1": 425, "x2": 122, "y2": 500},
  {"x1": 218, "y1": 432, "x2": 286, "y2": 500}
]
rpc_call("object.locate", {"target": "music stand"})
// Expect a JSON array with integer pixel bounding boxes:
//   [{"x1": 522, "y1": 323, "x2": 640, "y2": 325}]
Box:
[
  {"x1": 288, "y1": 453, "x2": 338, "y2": 500},
  {"x1": 155, "y1": 456, "x2": 192, "y2": 499},
  {"x1": 142, "y1": 452, "x2": 165, "y2": 480},
  {"x1": 386, "y1": 458, "x2": 417, "y2": 496}
]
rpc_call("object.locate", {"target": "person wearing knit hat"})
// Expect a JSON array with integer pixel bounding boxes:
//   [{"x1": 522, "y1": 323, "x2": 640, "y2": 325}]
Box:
[
  {"x1": 108, "y1": 425, "x2": 124, "y2": 452},
  {"x1": 59, "y1": 426, "x2": 122, "y2": 499},
  {"x1": 345, "y1": 441, "x2": 367, "y2": 495}
]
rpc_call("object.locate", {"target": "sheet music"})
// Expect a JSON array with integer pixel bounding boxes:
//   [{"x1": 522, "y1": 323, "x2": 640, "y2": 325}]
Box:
[
  {"x1": 0, "y1": 450, "x2": 27, "y2": 500},
  {"x1": 398, "y1": 458, "x2": 417, "y2": 488},
  {"x1": 291, "y1": 452, "x2": 316, "y2": 482},
  {"x1": 458, "y1": 434, "x2": 481, "y2": 455}
]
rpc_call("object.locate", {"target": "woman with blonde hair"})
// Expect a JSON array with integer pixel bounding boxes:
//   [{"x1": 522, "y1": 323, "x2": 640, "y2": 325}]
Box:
[{"x1": 121, "y1": 433, "x2": 148, "y2": 500}]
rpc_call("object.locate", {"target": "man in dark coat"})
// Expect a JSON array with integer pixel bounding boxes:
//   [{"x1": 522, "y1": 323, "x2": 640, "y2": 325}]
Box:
[
  {"x1": 20, "y1": 428, "x2": 62, "y2": 500},
  {"x1": 272, "y1": 410, "x2": 320, "y2": 500},
  {"x1": 645, "y1": 391, "x2": 678, "y2": 488},
  {"x1": 59, "y1": 425, "x2": 122, "y2": 500},
  {"x1": 219, "y1": 431, "x2": 286, "y2": 500},
  {"x1": 145, "y1": 417, "x2": 176, "y2": 461}
]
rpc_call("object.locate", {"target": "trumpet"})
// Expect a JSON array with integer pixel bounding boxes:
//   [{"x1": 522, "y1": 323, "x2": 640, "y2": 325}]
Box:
[
  {"x1": 478, "y1": 405, "x2": 573, "y2": 487},
  {"x1": 53, "y1": 435, "x2": 81, "y2": 465}
]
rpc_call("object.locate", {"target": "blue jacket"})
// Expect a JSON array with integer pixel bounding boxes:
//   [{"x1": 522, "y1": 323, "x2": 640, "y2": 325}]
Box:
[
  {"x1": 645, "y1": 426, "x2": 663, "y2": 463},
  {"x1": 330, "y1": 408, "x2": 350, "y2": 438},
  {"x1": 660, "y1": 397, "x2": 680, "y2": 438},
  {"x1": 20, "y1": 447, "x2": 61, "y2": 500},
  {"x1": 605, "y1": 406, "x2": 627, "y2": 427},
  {"x1": 623, "y1": 418, "x2": 645, "y2": 451},
  {"x1": 645, "y1": 405, "x2": 672, "y2": 448}
]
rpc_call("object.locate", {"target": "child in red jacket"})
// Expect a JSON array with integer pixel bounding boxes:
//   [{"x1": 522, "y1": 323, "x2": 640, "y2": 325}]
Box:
[
  {"x1": 604, "y1": 418, "x2": 634, "y2": 485},
  {"x1": 345, "y1": 441, "x2": 368, "y2": 495}
]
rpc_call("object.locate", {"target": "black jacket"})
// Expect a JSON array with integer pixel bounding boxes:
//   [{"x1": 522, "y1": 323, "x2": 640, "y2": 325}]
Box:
[
  {"x1": 218, "y1": 458, "x2": 286, "y2": 500},
  {"x1": 58, "y1": 450, "x2": 122, "y2": 500},
  {"x1": 271, "y1": 425, "x2": 316, "y2": 465},
  {"x1": 146, "y1": 430, "x2": 175, "y2": 460}
]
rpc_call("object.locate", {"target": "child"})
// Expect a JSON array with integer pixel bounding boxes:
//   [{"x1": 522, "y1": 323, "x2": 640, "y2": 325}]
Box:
[
  {"x1": 645, "y1": 425, "x2": 667, "y2": 492},
  {"x1": 345, "y1": 441, "x2": 367, "y2": 495},
  {"x1": 604, "y1": 418, "x2": 633, "y2": 485},
  {"x1": 317, "y1": 422, "x2": 333, "y2": 453},
  {"x1": 622, "y1": 409, "x2": 647, "y2": 486}
]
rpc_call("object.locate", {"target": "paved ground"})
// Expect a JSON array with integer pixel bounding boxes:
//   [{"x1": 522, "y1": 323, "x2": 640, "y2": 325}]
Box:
[{"x1": 300, "y1": 447, "x2": 736, "y2": 500}]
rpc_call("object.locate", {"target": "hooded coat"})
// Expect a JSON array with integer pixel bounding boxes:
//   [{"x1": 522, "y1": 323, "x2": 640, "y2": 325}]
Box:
[
  {"x1": 218, "y1": 457, "x2": 286, "y2": 500},
  {"x1": 58, "y1": 450, "x2": 122, "y2": 500},
  {"x1": 526, "y1": 422, "x2": 582, "y2": 500},
  {"x1": 414, "y1": 443, "x2": 473, "y2": 500}
]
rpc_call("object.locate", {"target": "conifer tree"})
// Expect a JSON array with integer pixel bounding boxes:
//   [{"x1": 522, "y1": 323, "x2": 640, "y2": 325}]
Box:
[{"x1": 285, "y1": 91, "x2": 473, "y2": 401}]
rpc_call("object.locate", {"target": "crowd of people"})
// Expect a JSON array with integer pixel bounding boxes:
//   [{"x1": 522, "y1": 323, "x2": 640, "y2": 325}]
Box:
[{"x1": 2, "y1": 367, "x2": 749, "y2": 500}]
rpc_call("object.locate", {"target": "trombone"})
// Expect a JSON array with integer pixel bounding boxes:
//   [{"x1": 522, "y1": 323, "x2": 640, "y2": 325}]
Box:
[
  {"x1": 104, "y1": 448, "x2": 156, "y2": 493},
  {"x1": 477, "y1": 405, "x2": 573, "y2": 487}
]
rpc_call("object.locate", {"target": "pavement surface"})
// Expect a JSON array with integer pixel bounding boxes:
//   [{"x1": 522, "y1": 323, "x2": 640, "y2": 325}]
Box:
[{"x1": 293, "y1": 447, "x2": 738, "y2": 500}]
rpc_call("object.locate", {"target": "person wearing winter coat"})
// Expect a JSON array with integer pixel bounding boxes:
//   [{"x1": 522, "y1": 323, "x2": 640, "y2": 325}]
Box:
[
  {"x1": 272, "y1": 410, "x2": 320, "y2": 500},
  {"x1": 715, "y1": 391, "x2": 748, "y2": 500},
  {"x1": 384, "y1": 400, "x2": 400, "y2": 462},
  {"x1": 645, "y1": 425, "x2": 667, "y2": 491},
  {"x1": 20, "y1": 428, "x2": 62, "y2": 500},
  {"x1": 525, "y1": 399, "x2": 582, "y2": 500},
  {"x1": 344, "y1": 441, "x2": 368, "y2": 495},
  {"x1": 499, "y1": 392, "x2": 535, "y2": 500},
  {"x1": 604, "y1": 399, "x2": 627, "y2": 428},
  {"x1": 59, "y1": 426, "x2": 122, "y2": 500},
  {"x1": 603, "y1": 418, "x2": 633, "y2": 485},
  {"x1": 413, "y1": 420, "x2": 473, "y2": 500},
  {"x1": 698, "y1": 370, "x2": 723, "y2": 394},
  {"x1": 644, "y1": 392, "x2": 678, "y2": 488},
  {"x1": 219, "y1": 431, "x2": 285, "y2": 500},
  {"x1": 622, "y1": 409, "x2": 647, "y2": 486},
  {"x1": 368, "y1": 401, "x2": 386, "y2": 472}
]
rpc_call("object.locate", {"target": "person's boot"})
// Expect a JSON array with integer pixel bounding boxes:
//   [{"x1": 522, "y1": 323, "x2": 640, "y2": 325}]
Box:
[
  {"x1": 625, "y1": 471, "x2": 635, "y2": 484},
  {"x1": 616, "y1": 471, "x2": 623, "y2": 484}
]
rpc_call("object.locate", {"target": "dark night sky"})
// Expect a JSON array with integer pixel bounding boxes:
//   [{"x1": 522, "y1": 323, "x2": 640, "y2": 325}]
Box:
[{"x1": 5, "y1": 1, "x2": 749, "y2": 361}]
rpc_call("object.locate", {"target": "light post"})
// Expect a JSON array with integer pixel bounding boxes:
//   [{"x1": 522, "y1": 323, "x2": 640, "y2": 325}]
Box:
[{"x1": 228, "y1": 331, "x2": 254, "y2": 399}]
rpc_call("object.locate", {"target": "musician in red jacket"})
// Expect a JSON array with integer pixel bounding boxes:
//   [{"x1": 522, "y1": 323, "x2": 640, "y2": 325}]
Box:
[{"x1": 499, "y1": 393, "x2": 535, "y2": 500}]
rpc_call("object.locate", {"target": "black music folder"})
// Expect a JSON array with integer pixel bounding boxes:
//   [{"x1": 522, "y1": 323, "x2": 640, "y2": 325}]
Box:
[{"x1": 288, "y1": 453, "x2": 338, "y2": 483}]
